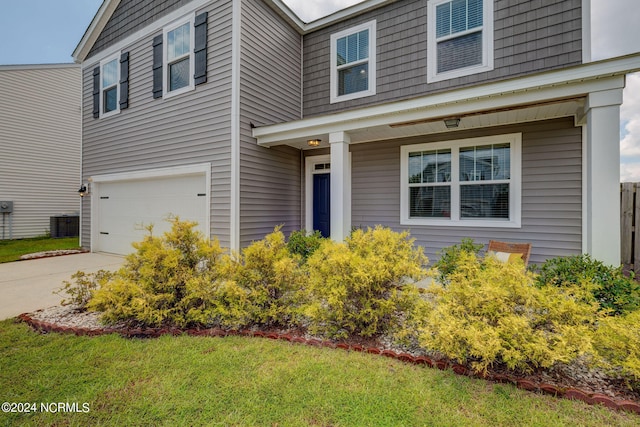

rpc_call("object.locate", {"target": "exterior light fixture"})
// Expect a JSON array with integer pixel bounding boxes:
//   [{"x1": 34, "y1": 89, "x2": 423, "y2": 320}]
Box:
[
  {"x1": 444, "y1": 118, "x2": 460, "y2": 129},
  {"x1": 308, "y1": 139, "x2": 321, "y2": 147},
  {"x1": 78, "y1": 184, "x2": 88, "y2": 197}
]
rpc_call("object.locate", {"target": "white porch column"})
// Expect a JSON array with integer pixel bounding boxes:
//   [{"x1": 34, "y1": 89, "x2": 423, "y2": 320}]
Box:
[
  {"x1": 584, "y1": 88, "x2": 624, "y2": 265},
  {"x1": 329, "y1": 131, "x2": 351, "y2": 242}
]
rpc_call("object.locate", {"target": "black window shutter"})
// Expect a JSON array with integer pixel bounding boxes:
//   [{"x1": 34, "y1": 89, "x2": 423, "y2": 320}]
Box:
[
  {"x1": 119, "y1": 51, "x2": 129, "y2": 109},
  {"x1": 152, "y1": 35, "x2": 163, "y2": 98},
  {"x1": 194, "y1": 12, "x2": 208, "y2": 85},
  {"x1": 92, "y1": 66, "x2": 100, "y2": 118}
]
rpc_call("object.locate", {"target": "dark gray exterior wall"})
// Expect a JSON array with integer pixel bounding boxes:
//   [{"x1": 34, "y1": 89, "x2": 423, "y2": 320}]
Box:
[
  {"x1": 239, "y1": 0, "x2": 303, "y2": 245},
  {"x1": 350, "y1": 117, "x2": 582, "y2": 266},
  {"x1": 303, "y1": 0, "x2": 583, "y2": 117},
  {"x1": 81, "y1": 0, "x2": 234, "y2": 247},
  {"x1": 88, "y1": 0, "x2": 194, "y2": 58}
]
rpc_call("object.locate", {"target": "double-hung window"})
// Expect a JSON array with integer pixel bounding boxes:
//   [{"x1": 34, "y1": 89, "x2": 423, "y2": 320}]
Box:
[
  {"x1": 100, "y1": 55, "x2": 119, "y2": 117},
  {"x1": 401, "y1": 134, "x2": 521, "y2": 227},
  {"x1": 427, "y1": 0, "x2": 493, "y2": 82},
  {"x1": 330, "y1": 20, "x2": 376, "y2": 103},
  {"x1": 164, "y1": 17, "x2": 195, "y2": 97}
]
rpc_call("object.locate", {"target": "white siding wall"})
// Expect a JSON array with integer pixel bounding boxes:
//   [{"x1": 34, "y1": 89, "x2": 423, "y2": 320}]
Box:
[{"x1": 0, "y1": 64, "x2": 81, "y2": 239}]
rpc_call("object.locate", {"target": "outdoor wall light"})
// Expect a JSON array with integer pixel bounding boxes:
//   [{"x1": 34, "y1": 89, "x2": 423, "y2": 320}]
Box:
[
  {"x1": 78, "y1": 184, "x2": 88, "y2": 197},
  {"x1": 308, "y1": 139, "x2": 321, "y2": 147},
  {"x1": 444, "y1": 118, "x2": 461, "y2": 129}
]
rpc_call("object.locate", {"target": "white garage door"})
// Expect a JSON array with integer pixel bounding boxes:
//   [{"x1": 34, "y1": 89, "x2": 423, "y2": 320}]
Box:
[{"x1": 94, "y1": 173, "x2": 207, "y2": 255}]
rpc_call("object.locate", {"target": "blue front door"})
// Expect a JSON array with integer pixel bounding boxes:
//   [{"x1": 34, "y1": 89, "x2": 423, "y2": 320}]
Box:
[{"x1": 313, "y1": 173, "x2": 330, "y2": 238}]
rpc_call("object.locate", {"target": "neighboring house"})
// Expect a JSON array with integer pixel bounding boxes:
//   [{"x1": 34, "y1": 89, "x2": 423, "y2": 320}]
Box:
[
  {"x1": 73, "y1": 0, "x2": 640, "y2": 266},
  {"x1": 0, "y1": 64, "x2": 81, "y2": 239}
]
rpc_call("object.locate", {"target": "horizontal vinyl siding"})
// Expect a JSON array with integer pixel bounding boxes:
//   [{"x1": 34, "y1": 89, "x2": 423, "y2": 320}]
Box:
[
  {"x1": 81, "y1": 0, "x2": 233, "y2": 248},
  {"x1": 350, "y1": 117, "x2": 582, "y2": 265},
  {"x1": 303, "y1": 0, "x2": 582, "y2": 117},
  {"x1": 0, "y1": 66, "x2": 81, "y2": 239},
  {"x1": 239, "y1": 0, "x2": 302, "y2": 245}
]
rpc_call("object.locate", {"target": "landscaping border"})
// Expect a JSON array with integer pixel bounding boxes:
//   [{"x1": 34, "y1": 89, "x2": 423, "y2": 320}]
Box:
[{"x1": 16, "y1": 312, "x2": 640, "y2": 415}]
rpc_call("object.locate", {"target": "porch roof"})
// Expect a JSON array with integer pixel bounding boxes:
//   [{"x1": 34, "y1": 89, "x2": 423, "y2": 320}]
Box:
[{"x1": 252, "y1": 53, "x2": 640, "y2": 150}]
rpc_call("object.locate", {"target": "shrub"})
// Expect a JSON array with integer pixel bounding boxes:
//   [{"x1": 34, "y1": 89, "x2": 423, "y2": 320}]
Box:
[
  {"x1": 418, "y1": 252, "x2": 600, "y2": 373},
  {"x1": 592, "y1": 310, "x2": 640, "y2": 389},
  {"x1": 233, "y1": 227, "x2": 304, "y2": 328},
  {"x1": 304, "y1": 226, "x2": 428, "y2": 339},
  {"x1": 55, "y1": 270, "x2": 114, "y2": 309},
  {"x1": 88, "y1": 218, "x2": 228, "y2": 327},
  {"x1": 535, "y1": 254, "x2": 640, "y2": 315},
  {"x1": 432, "y1": 238, "x2": 484, "y2": 285},
  {"x1": 286, "y1": 229, "x2": 324, "y2": 261}
]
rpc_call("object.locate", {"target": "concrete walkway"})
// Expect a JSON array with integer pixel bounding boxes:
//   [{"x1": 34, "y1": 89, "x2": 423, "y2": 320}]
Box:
[{"x1": 0, "y1": 253, "x2": 125, "y2": 320}]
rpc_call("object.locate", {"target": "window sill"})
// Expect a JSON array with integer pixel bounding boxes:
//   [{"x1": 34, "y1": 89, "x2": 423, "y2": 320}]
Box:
[
  {"x1": 163, "y1": 84, "x2": 195, "y2": 100},
  {"x1": 401, "y1": 217, "x2": 521, "y2": 228}
]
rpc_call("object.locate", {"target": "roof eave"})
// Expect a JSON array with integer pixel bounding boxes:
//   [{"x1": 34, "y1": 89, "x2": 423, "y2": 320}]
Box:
[{"x1": 72, "y1": 0, "x2": 122, "y2": 63}]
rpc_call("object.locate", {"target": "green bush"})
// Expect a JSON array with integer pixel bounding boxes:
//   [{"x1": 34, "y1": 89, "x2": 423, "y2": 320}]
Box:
[
  {"x1": 303, "y1": 226, "x2": 428, "y2": 339},
  {"x1": 55, "y1": 270, "x2": 114, "y2": 309},
  {"x1": 286, "y1": 229, "x2": 325, "y2": 261},
  {"x1": 88, "y1": 218, "x2": 228, "y2": 327},
  {"x1": 419, "y1": 252, "x2": 600, "y2": 373},
  {"x1": 535, "y1": 254, "x2": 640, "y2": 315},
  {"x1": 432, "y1": 238, "x2": 484, "y2": 285},
  {"x1": 592, "y1": 310, "x2": 640, "y2": 389},
  {"x1": 233, "y1": 227, "x2": 304, "y2": 328}
]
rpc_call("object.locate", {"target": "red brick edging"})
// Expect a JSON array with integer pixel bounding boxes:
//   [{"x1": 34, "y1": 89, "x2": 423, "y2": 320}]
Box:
[{"x1": 17, "y1": 312, "x2": 640, "y2": 415}]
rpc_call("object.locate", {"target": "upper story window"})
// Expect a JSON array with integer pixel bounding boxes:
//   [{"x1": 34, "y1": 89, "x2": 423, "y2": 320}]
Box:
[
  {"x1": 164, "y1": 17, "x2": 195, "y2": 97},
  {"x1": 400, "y1": 133, "x2": 521, "y2": 228},
  {"x1": 330, "y1": 20, "x2": 376, "y2": 104},
  {"x1": 152, "y1": 12, "x2": 208, "y2": 100},
  {"x1": 93, "y1": 52, "x2": 128, "y2": 119},
  {"x1": 427, "y1": 0, "x2": 493, "y2": 83},
  {"x1": 101, "y1": 56, "x2": 119, "y2": 115}
]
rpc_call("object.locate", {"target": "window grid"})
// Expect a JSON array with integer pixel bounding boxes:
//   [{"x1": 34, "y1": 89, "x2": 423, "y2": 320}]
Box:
[{"x1": 100, "y1": 56, "x2": 119, "y2": 116}]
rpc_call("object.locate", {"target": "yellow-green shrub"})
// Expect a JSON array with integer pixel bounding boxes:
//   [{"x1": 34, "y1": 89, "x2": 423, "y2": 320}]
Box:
[
  {"x1": 593, "y1": 310, "x2": 640, "y2": 388},
  {"x1": 304, "y1": 226, "x2": 428, "y2": 339},
  {"x1": 418, "y1": 252, "x2": 599, "y2": 373},
  {"x1": 232, "y1": 227, "x2": 305, "y2": 327},
  {"x1": 88, "y1": 218, "x2": 228, "y2": 327}
]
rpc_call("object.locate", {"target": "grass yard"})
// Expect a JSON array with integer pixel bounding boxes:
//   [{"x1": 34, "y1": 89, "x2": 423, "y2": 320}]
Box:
[
  {"x1": 0, "y1": 236, "x2": 80, "y2": 263},
  {"x1": 0, "y1": 320, "x2": 637, "y2": 426}
]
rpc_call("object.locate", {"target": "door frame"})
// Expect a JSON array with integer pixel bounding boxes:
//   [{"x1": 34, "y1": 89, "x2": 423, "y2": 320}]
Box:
[{"x1": 305, "y1": 154, "x2": 331, "y2": 234}]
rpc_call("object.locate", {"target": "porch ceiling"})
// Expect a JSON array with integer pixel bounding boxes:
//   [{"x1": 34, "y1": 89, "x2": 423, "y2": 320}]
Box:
[{"x1": 276, "y1": 98, "x2": 585, "y2": 150}]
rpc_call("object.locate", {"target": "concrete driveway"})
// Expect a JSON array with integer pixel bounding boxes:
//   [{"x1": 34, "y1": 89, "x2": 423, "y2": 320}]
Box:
[{"x1": 0, "y1": 253, "x2": 125, "y2": 320}]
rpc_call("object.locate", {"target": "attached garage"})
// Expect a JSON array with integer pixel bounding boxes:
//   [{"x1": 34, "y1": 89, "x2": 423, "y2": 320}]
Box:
[{"x1": 90, "y1": 164, "x2": 210, "y2": 255}]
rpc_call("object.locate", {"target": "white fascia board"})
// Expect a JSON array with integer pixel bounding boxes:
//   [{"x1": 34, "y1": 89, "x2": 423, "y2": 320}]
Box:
[
  {"x1": 264, "y1": 0, "x2": 396, "y2": 34},
  {"x1": 0, "y1": 63, "x2": 80, "y2": 71},
  {"x1": 253, "y1": 53, "x2": 640, "y2": 146},
  {"x1": 73, "y1": 0, "x2": 122, "y2": 63}
]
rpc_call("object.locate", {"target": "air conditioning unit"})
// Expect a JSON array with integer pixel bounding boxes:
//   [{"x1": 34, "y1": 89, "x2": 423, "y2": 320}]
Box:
[{"x1": 50, "y1": 216, "x2": 79, "y2": 238}]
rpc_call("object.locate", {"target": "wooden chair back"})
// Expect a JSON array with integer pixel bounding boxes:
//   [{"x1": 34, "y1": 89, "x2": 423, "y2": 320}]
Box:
[{"x1": 487, "y1": 240, "x2": 532, "y2": 267}]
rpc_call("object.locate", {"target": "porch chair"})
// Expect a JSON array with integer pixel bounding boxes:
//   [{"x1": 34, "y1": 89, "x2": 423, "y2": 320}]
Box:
[{"x1": 487, "y1": 240, "x2": 532, "y2": 267}]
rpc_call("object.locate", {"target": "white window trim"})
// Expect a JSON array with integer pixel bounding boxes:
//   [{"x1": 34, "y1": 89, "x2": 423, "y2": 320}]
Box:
[
  {"x1": 330, "y1": 20, "x2": 377, "y2": 104},
  {"x1": 99, "y1": 53, "x2": 120, "y2": 118},
  {"x1": 427, "y1": 0, "x2": 494, "y2": 83},
  {"x1": 163, "y1": 14, "x2": 195, "y2": 99},
  {"x1": 400, "y1": 133, "x2": 521, "y2": 228}
]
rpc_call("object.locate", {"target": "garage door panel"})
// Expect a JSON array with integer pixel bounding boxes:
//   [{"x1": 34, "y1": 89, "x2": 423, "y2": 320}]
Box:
[{"x1": 95, "y1": 174, "x2": 207, "y2": 255}]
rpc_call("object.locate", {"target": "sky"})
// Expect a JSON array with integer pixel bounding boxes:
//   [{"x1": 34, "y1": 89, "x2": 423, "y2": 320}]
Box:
[{"x1": 1, "y1": 0, "x2": 639, "y2": 180}]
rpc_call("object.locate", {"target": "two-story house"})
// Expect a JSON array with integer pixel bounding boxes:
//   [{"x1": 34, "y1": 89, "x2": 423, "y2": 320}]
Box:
[{"x1": 73, "y1": 0, "x2": 640, "y2": 265}]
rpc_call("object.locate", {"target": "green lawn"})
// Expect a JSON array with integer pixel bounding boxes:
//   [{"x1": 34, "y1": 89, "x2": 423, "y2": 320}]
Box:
[
  {"x1": 0, "y1": 237, "x2": 80, "y2": 263},
  {"x1": 0, "y1": 320, "x2": 636, "y2": 426}
]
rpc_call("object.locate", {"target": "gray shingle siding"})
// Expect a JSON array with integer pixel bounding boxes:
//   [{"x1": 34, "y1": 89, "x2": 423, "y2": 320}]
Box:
[
  {"x1": 88, "y1": 0, "x2": 194, "y2": 58},
  {"x1": 303, "y1": 0, "x2": 583, "y2": 117},
  {"x1": 350, "y1": 117, "x2": 582, "y2": 265}
]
